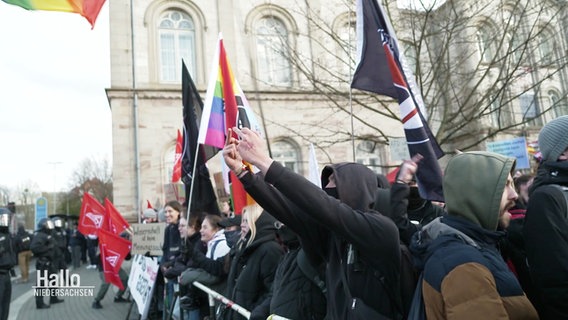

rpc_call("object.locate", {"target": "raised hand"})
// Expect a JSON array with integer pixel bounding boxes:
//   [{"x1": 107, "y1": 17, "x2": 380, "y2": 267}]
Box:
[
  {"x1": 233, "y1": 127, "x2": 274, "y2": 174},
  {"x1": 222, "y1": 128, "x2": 243, "y2": 173},
  {"x1": 396, "y1": 153, "x2": 423, "y2": 184}
]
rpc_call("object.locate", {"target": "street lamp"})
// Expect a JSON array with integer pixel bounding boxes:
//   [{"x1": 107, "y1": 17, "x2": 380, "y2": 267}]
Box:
[{"x1": 48, "y1": 161, "x2": 62, "y2": 215}]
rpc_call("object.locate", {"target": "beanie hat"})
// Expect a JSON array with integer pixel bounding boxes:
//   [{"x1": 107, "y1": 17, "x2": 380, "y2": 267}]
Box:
[
  {"x1": 538, "y1": 115, "x2": 568, "y2": 161},
  {"x1": 143, "y1": 208, "x2": 157, "y2": 219}
]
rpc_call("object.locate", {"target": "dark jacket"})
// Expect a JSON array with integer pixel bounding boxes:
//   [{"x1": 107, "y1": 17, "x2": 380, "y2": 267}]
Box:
[
  {"x1": 240, "y1": 162, "x2": 401, "y2": 319},
  {"x1": 163, "y1": 232, "x2": 203, "y2": 279},
  {"x1": 223, "y1": 211, "x2": 283, "y2": 320},
  {"x1": 14, "y1": 225, "x2": 32, "y2": 253},
  {"x1": 499, "y1": 205, "x2": 543, "y2": 314},
  {"x1": 0, "y1": 228, "x2": 16, "y2": 271},
  {"x1": 68, "y1": 228, "x2": 85, "y2": 247},
  {"x1": 30, "y1": 230, "x2": 55, "y2": 261},
  {"x1": 410, "y1": 152, "x2": 537, "y2": 319},
  {"x1": 250, "y1": 229, "x2": 326, "y2": 320},
  {"x1": 385, "y1": 183, "x2": 446, "y2": 246},
  {"x1": 162, "y1": 222, "x2": 181, "y2": 264},
  {"x1": 523, "y1": 160, "x2": 568, "y2": 319}
]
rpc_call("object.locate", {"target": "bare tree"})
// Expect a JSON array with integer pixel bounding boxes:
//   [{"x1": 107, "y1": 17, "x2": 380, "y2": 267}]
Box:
[
  {"x1": 252, "y1": 0, "x2": 568, "y2": 154},
  {"x1": 64, "y1": 156, "x2": 113, "y2": 215}
]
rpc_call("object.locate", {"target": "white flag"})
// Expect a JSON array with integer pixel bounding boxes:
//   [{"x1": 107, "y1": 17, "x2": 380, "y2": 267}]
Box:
[{"x1": 308, "y1": 143, "x2": 321, "y2": 188}]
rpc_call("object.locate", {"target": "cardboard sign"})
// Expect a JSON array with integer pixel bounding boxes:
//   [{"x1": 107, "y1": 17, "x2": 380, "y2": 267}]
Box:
[
  {"x1": 128, "y1": 254, "x2": 159, "y2": 318},
  {"x1": 131, "y1": 223, "x2": 165, "y2": 256}
]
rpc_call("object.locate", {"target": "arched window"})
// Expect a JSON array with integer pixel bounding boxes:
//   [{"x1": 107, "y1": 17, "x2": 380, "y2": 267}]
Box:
[
  {"x1": 254, "y1": 17, "x2": 292, "y2": 86},
  {"x1": 336, "y1": 19, "x2": 357, "y2": 79},
  {"x1": 158, "y1": 10, "x2": 196, "y2": 82},
  {"x1": 355, "y1": 141, "x2": 384, "y2": 174},
  {"x1": 548, "y1": 90, "x2": 568, "y2": 117},
  {"x1": 477, "y1": 25, "x2": 496, "y2": 64},
  {"x1": 272, "y1": 140, "x2": 300, "y2": 173},
  {"x1": 508, "y1": 32, "x2": 526, "y2": 65},
  {"x1": 538, "y1": 30, "x2": 556, "y2": 65}
]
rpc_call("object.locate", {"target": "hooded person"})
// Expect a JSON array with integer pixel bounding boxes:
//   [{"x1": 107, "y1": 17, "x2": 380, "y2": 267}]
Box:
[
  {"x1": 220, "y1": 204, "x2": 283, "y2": 320},
  {"x1": 523, "y1": 115, "x2": 568, "y2": 319},
  {"x1": 222, "y1": 127, "x2": 401, "y2": 319},
  {"x1": 410, "y1": 151, "x2": 538, "y2": 319}
]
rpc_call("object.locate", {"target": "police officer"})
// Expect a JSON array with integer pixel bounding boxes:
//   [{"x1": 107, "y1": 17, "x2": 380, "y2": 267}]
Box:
[
  {"x1": 0, "y1": 208, "x2": 17, "y2": 320},
  {"x1": 30, "y1": 218, "x2": 64, "y2": 309},
  {"x1": 52, "y1": 217, "x2": 68, "y2": 270}
]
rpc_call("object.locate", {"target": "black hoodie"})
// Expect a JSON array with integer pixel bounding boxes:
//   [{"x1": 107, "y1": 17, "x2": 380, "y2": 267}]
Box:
[
  {"x1": 523, "y1": 160, "x2": 568, "y2": 319},
  {"x1": 241, "y1": 161, "x2": 401, "y2": 319}
]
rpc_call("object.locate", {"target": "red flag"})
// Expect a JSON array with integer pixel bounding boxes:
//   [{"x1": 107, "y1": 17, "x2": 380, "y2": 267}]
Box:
[
  {"x1": 78, "y1": 193, "x2": 107, "y2": 235},
  {"x1": 147, "y1": 200, "x2": 153, "y2": 209},
  {"x1": 218, "y1": 40, "x2": 255, "y2": 215},
  {"x1": 172, "y1": 129, "x2": 183, "y2": 183},
  {"x1": 104, "y1": 198, "x2": 131, "y2": 236},
  {"x1": 98, "y1": 228, "x2": 131, "y2": 290}
]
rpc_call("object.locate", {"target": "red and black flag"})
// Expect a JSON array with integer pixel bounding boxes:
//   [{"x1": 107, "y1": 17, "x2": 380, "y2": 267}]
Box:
[
  {"x1": 181, "y1": 60, "x2": 221, "y2": 215},
  {"x1": 351, "y1": 0, "x2": 444, "y2": 201}
]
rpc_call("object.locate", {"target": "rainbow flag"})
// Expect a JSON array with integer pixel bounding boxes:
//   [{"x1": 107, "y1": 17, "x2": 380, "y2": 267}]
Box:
[
  {"x1": 2, "y1": 0, "x2": 107, "y2": 28},
  {"x1": 198, "y1": 33, "x2": 262, "y2": 214},
  {"x1": 198, "y1": 34, "x2": 262, "y2": 148}
]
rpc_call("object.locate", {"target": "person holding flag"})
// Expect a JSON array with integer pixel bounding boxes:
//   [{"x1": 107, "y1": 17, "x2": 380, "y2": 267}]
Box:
[
  {"x1": 223, "y1": 127, "x2": 402, "y2": 319},
  {"x1": 92, "y1": 231, "x2": 131, "y2": 309}
]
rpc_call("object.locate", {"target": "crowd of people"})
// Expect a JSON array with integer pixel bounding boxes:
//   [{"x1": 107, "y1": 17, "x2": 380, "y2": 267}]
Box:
[{"x1": 0, "y1": 115, "x2": 567, "y2": 320}]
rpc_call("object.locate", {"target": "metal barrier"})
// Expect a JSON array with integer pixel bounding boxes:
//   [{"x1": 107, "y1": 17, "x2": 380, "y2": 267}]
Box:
[{"x1": 192, "y1": 281, "x2": 291, "y2": 320}]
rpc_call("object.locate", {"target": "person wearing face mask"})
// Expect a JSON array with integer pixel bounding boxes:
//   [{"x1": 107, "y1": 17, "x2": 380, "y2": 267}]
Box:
[
  {"x1": 249, "y1": 222, "x2": 327, "y2": 320},
  {"x1": 223, "y1": 127, "x2": 401, "y2": 320},
  {"x1": 386, "y1": 154, "x2": 446, "y2": 246}
]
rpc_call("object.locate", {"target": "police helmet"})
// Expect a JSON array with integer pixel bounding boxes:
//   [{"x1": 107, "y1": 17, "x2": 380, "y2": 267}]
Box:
[
  {"x1": 0, "y1": 208, "x2": 10, "y2": 227},
  {"x1": 52, "y1": 217, "x2": 64, "y2": 228},
  {"x1": 38, "y1": 218, "x2": 55, "y2": 231}
]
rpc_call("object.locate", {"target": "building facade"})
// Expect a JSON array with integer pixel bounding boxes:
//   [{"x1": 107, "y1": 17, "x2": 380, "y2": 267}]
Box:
[{"x1": 106, "y1": 0, "x2": 568, "y2": 218}]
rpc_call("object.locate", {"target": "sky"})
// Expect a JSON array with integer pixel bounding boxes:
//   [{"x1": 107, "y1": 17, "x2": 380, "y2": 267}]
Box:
[{"x1": 0, "y1": 2, "x2": 112, "y2": 193}]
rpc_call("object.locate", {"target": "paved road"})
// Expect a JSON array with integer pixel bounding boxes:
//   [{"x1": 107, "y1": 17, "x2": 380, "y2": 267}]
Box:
[{"x1": 9, "y1": 261, "x2": 139, "y2": 320}]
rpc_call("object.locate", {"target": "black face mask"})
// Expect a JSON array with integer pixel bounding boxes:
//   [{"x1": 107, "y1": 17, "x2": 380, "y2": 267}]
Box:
[
  {"x1": 408, "y1": 186, "x2": 426, "y2": 210},
  {"x1": 225, "y1": 230, "x2": 241, "y2": 249},
  {"x1": 324, "y1": 187, "x2": 339, "y2": 199}
]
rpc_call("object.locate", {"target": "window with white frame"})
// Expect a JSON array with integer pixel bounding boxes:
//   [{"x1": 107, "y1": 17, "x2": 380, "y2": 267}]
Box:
[
  {"x1": 519, "y1": 92, "x2": 542, "y2": 125},
  {"x1": 272, "y1": 140, "x2": 300, "y2": 173},
  {"x1": 254, "y1": 16, "x2": 292, "y2": 86},
  {"x1": 538, "y1": 31, "x2": 556, "y2": 65},
  {"x1": 158, "y1": 10, "x2": 196, "y2": 83},
  {"x1": 489, "y1": 94, "x2": 512, "y2": 127},
  {"x1": 548, "y1": 90, "x2": 568, "y2": 117},
  {"x1": 355, "y1": 141, "x2": 384, "y2": 174},
  {"x1": 477, "y1": 25, "x2": 496, "y2": 64},
  {"x1": 337, "y1": 19, "x2": 357, "y2": 79}
]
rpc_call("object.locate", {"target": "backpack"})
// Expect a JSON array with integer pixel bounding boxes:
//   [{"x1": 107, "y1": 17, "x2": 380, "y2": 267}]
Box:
[{"x1": 296, "y1": 248, "x2": 326, "y2": 294}]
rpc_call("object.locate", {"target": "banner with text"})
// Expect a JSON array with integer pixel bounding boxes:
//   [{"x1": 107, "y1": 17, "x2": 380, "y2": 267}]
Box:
[
  {"x1": 131, "y1": 223, "x2": 165, "y2": 256},
  {"x1": 128, "y1": 254, "x2": 159, "y2": 318},
  {"x1": 486, "y1": 137, "x2": 530, "y2": 169}
]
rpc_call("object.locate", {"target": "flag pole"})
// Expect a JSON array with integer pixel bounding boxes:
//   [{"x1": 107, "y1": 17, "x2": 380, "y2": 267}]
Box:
[
  {"x1": 348, "y1": 4, "x2": 356, "y2": 161},
  {"x1": 185, "y1": 141, "x2": 201, "y2": 221}
]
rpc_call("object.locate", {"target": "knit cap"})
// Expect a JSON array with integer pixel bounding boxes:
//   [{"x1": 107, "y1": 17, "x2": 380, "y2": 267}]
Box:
[{"x1": 538, "y1": 115, "x2": 568, "y2": 161}]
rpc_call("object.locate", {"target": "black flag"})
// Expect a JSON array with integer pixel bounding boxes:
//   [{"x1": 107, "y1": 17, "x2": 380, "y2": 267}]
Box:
[
  {"x1": 351, "y1": 0, "x2": 444, "y2": 201},
  {"x1": 182, "y1": 61, "x2": 221, "y2": 215}
]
